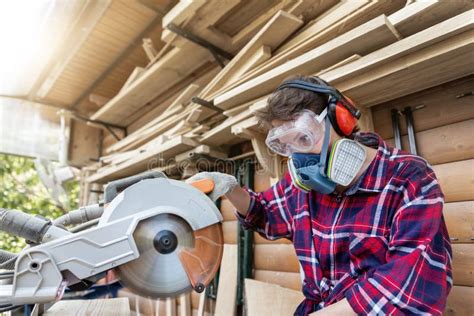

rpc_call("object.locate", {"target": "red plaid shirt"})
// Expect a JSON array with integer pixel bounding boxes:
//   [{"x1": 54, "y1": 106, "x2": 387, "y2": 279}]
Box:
[{"x1": 235, "y1": 133, "x2": 452, "y2": 315}]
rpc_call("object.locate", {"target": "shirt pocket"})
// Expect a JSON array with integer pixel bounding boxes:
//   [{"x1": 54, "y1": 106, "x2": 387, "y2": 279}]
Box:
[{"x1": 348, "y1": 233, "x2": 389, "y2": 276}]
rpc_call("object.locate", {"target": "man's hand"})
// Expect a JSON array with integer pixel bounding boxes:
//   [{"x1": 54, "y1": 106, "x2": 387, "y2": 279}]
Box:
[{"x1": 186, "y1": 172, "x2": 238, "y2": 202}]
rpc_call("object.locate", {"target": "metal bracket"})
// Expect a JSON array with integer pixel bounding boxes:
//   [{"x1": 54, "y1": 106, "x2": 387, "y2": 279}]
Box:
[
  {"x1": 402, "y1": 106, "x2": 418, "y2": 155},
  {"x1": 191, "y1": 96, "x2": 224, "y2": 113},
  {"x1": 391, "y1": 109, "x2": 402, "y2": 150},
  {"x1": 71, "y1": 113, "x2": 127, "y2": 141},
  {"x1": 167, "y1": 23, "x2": 234, "y2": 68}
]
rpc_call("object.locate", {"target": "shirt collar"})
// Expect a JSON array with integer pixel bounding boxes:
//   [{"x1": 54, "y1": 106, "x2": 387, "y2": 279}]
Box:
[{"x1": 345, "y1": 132, "x2": 391, "y2": 195}]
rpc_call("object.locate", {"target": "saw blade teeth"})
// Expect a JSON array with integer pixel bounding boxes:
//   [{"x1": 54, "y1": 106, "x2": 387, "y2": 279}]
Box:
[{"x1": 116, "y1": 213, "x2": 194, "y2": 298}]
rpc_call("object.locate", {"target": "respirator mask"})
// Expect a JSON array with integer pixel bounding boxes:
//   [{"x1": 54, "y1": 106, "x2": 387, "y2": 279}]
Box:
[{"x1": 266, "y1": 111, "x2": 366, "y2": 194}]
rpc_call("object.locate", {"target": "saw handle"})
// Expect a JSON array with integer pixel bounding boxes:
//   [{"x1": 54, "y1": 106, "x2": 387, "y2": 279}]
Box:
[
  {"x1": 188, "y1": 178, "x2": 215, "y2": 194},
  {"x1": 104, "y1": 171, "x2": 167, "y2": 203}
]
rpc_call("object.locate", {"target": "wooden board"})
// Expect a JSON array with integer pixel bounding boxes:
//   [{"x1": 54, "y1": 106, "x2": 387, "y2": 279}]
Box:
[
  {"x1": 201, "y1": 10, "x2": 303, "y2": 97},
  {"x1": 387, "y1": 120, "x2": 474, "y2": 165},
  {"x1": 452, "y1": 244, "x2": 474, "y2": 287},
  {"x1": 68, "y1": 120, "x2": 102, "y2": 167},
  {"x1": 215, "y1": 244, "x2": 238, "y2": 316},
  {"x1": 253, "y1": 270, "x2": 302, "y2": 291},
  {"x1": 214, "y1": 14, "x2": 400, "y2": 109},
  {"x1": 244, "y1": 278, "x2": 304, "y2": 316},
  {"x1": 444, "y1": 201, "x2": 474, "y2": 244},
  {"x1": 222, "y1": 221, "x2": 238, "y2": 244},
  {"x1": 254, "y1": 244, "x2": 299, "y2": 273},
  {"x1": 91, "y1": 43, "x2": 212, "y2": 125},
  {"x1": 253, "y1": 232, "x2": 292, "y2": 245},
  {"x1": 87, "y1": 136, "x2": 198, "y2": 183},
  {"x1": 44, "y1": 298, "x2": 130, "y2": 316},
  {"x1": 372, "y1": 75, "x2": 474, "y2": 139},
  {"x1": 330, "y1": 29, "x2": 474, "y2": 107},
  {"x1": 433, "y1": 159, "x2": 474, "y2": 203},
  {"x1": 214, "y1": 0, "x2": 406, "y2": 98},
  {"x1": 444, "y1": 286, "x2": 474, "y2": 316}
]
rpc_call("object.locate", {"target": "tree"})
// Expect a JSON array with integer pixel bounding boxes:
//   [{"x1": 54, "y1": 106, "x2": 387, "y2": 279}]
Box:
[{"x1": 0, "y1": 154, "x2": 78, "y2": 253}]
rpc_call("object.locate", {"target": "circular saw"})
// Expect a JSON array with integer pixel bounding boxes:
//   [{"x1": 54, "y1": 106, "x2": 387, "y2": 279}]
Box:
[{"x1": 0, "y1": 172, "x2": 224, "y2": 305}]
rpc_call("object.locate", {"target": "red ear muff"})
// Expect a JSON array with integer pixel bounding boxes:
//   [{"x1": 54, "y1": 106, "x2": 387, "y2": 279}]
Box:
[{"x1": 335, "y1": 102, "x2": 358, "y2": 136}]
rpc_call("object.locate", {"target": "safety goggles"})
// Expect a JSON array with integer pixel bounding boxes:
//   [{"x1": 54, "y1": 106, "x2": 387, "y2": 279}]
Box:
[{"x1": 265, "y1": 109, "x2": 327, "y2": 157}]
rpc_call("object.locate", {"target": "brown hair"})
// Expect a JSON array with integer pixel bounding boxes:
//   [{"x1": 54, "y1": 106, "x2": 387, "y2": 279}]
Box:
[{"x1": 256, "y1": 75, "x2": 328, "y2": 127}]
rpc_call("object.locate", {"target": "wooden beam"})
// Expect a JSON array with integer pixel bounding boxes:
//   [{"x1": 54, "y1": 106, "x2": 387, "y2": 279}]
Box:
[
  {"x1": 86, "y1": 136, "x2": 198, "y2": 183},
  {"x1": 253, "y1": 270, "x2": 301, "y2": 291},
  {"x1": 44, "y1": 298, "x2": 130, "y2": 315},
  {"x1": 372, "y1": 75, "x2": 474, "y2": 139},
  {"x1": 254, "y1": 244, "x2": 299, "y2": 273},
  {"x1": 244, "y1": 279, "x2": 304, "y2": 316},
  {"x1": 443, "y1": 201, "x2": 473, "y2": 244},
  {"x1": 214, "y1": 14, "x2": 400, "y2": 109},
  {"x1": 387, "y1": 120, "x2": 474, "y2": 165},
  {"x1": 200, "y1": 10, "x2": 303, "y2": 98},
  {"x1": 433, "y1": 159, "x2": 474, "y2": 203},
  {"x1": 214, "y1": 244, "x2": 238, "y2": 316},
  {"x1": 452, "y1": 244, "x2": 474, "y2": 287},
  {"x1": 91, "y1": 42, "x2": 213, "y2": 125},
  {"x1": 445, "y1": 286, "x2": 474, "y2": 315}
]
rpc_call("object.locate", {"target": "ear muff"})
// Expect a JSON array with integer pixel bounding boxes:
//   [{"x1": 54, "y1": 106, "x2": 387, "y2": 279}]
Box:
[
  {"x1": 327, "y1": 96, "x2": 358, "y2": 136},
  {"x1": 275, "y1": 77, "x2": 360, "y2": 136}
]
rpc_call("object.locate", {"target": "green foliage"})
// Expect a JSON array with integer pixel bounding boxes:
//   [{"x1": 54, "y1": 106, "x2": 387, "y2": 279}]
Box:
[{"x1": 0, "y1": 154, "x2": 79, "y2": 253}]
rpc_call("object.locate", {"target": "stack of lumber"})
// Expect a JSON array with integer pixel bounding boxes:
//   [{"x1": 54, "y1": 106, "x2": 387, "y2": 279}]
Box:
[
  {"x1": 81, "y1": 1, "x2": 473, "y2": 313},
  {"x1": 85, "y1": 0, "x2": 472, "y2": 184}
]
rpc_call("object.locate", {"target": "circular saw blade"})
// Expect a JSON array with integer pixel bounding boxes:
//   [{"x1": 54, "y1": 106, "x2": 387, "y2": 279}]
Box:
[{"x1": 116, "y1": 213, "x2": 194, "y2": 298}]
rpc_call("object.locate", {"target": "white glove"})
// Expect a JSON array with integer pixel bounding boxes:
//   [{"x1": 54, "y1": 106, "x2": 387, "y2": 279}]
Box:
[{"x1": 186, "y1": 172, "x2": 238, "y2": 202}]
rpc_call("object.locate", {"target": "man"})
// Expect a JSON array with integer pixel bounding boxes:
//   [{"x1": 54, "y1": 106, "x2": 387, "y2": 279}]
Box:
[{"x1": 188, "y1": 76, "x2": 452, "y2": 315}]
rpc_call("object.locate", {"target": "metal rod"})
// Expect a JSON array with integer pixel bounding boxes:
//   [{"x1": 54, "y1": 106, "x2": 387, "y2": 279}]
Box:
[
  {"x1": 191, "y1": 96, "x2": 224, "y2": 113},
  {"x1": 167, "y1": 23, "x2": 234, "y2": 61},
  {"x1": 403, "y1": 106, "x2": 418, "y2": 155},
  {"x1": 391, "y1": 109, "x2": 402, "y2": 150}
]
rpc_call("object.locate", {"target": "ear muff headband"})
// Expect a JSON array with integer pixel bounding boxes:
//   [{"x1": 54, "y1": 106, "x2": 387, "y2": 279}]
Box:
[{"x1": 276, "y1": 79, "x2": 360, "y2": 136}]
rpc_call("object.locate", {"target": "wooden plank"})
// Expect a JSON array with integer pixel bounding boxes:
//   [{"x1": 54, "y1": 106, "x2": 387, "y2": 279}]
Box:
[
  {"x1": 254, "y1": 244, "x2": 299, "y2": 273},
  {"x1": 372, "y1": 75, "x2": 474, "y2": 139},
  {"x1": 222, "y1": 221, "x2": 238, "y2": 244},
  {"x1": 179, "y1": 293, "x2": 191, "y2": 316},
  {"x1": 253, "y1": 270, "x2": 301, "y2": 291},
  {"x1": 330, "y1": 29, "x2": 474, "y2": 107},
  {"x1": 68, "y1": 120, "x2": 101, "y2": 167},
  {"x1": 433, "y1": 159, "x2": 474, "y2": 203},
  {"x1": 244, "y1": 279, "x2": 304, "y2": 316},
  {"x1": 444, "y1": 201, "x2": 473, "y2": 244},
  {"x1": 215, "y1": 244, "x2": 238, "y2": 316},
  {"x1": 200, "y1": 98, "x2": 266, "y2": 146},
  {"x1": 162, "y1": 0, "x2": 207, "y2": 29},
  {"x1": 214, "y1": 14, "x2": 401, "y2": 109},
  {"x1": 387, "y1": 0, "x2": 472, "y2": 37},
  {"x1": 387, "y1": 120, "x2": 474, "y2": 165},
  {"x1": 224, "y1": 45, "x2": 271, "y2": 86},
  {"x1": 87, "y1": 136, "x2": 198, "y2": 183},
  {"x1": 119, "y1": 67, "x2": 144, "y2": 93},
  {"x1": 44, "y1": 298, "x2": 130, "y2": 315},
  {"x1": 91, "y1": 43, "x2": 212, "y2": 125},
  {"x1": 321, "y1": 10, "x2": 474, "y2": 106},
  {"x1": 452, "y1": 244, "x2": 474, "y2": 287},
  {"x1": 445, "y1": 286, "x2": 474, "y2": 316},
  {"x1": 218, "y1": 0, "x2": 405, "y2": 97},
  {"x1": 201, "y1": 10, "x2": 303, "y2": 97}
]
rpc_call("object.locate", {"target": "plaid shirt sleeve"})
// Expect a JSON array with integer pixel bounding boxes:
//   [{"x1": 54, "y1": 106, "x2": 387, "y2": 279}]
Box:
[
  {"x1": 234, "y1": 172, "x2": 294, "y2": 241},
  {"x1": 345, "y1": 162, "x2": 453, "y2": 315}
]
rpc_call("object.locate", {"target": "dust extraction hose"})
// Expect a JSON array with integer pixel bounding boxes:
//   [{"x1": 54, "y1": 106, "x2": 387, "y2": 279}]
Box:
[
  {"x1": 52, "y1": 204, "x2": 103, "y2": 227},
  {"x1": 0, "y1": 208, "x2": 52, "y2": 244},
  {"x1": 0, "y1": 249, "x2": 17, "y2": 270}
]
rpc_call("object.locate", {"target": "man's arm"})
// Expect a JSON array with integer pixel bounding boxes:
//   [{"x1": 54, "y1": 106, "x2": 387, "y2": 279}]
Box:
[{"x1": 225, "y1": 185, "x2": 251, "y2": 216}]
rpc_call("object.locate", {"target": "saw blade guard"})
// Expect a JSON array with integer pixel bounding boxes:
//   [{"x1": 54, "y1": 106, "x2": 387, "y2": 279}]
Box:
[{"x1": 178, "y1": 223, "x2": 223, "y2": 293}]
